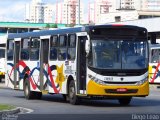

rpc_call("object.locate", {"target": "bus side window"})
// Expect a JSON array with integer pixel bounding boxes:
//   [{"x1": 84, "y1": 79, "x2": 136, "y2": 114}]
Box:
[
  {"x1": 151, "y1": 49, "x2": 160, "y2": 63},
  {"x1": 50, "y1": 36, "x2": 58, "y2": 60},
  {"x1": 21, "y1": 38, "x2": 29, "y2": 60},
  {"x1": 30, "y1": 38, "x2": 40, "y2": 61},
  {"x1": 7, "y1": 40, "x2": 14, "y2": 61},
  {"x1": 58, "y1": 35, "x2": 67, "y2": 60},
  {"x1": 68, "y1": 34, "x2": 76, "y2": 60}
]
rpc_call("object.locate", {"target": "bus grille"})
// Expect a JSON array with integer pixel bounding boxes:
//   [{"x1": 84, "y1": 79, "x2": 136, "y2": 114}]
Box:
[
  {"x1": 105, "y1": 89, "x2": 138, "y2": 94},
  {"x1": 104, "y1": 81, "x2": 137, "y2": 85}
]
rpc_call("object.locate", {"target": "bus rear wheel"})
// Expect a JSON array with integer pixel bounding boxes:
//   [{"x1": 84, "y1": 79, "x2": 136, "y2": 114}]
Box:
[
  {"x1": 24, "y1": 78, "x2": 42, "y2": 100},
  {"x1": 68, "y1": 80, "x2": 80, "y2": 105},
  {"x1": 118, "y1": 97, "x2": 132, "y2": 106},
  {"x1": 24, "y1": 78, "x2": 34, "y2": 99}
]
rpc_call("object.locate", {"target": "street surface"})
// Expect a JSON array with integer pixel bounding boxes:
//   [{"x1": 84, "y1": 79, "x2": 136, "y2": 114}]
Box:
[{"x1": 0, "y1": 80, "x2": 160, "y2": 120}]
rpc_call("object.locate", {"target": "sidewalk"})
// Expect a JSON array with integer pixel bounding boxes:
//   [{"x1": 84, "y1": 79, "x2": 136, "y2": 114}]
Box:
[{"x1": 0, "y1": 107, "x2": 20, "y2": 115}]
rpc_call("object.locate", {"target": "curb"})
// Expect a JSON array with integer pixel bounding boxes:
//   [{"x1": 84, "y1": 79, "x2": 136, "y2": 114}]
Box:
[{"x1": 0, "y1": 107, "x2": 20, "y2": 115}]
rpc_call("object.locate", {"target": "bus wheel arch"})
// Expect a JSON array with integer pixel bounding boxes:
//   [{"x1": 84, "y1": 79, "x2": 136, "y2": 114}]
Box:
[
  {"x1": 23, "y1": 75, "x2": 34, "y2": 99},
  {"x1": 23, "y1": 74, "x2": 42, "y2": 100},
  {"x1": 66, "y1": 75, "x2": 74, "y2": 94},
  {"x1": 68, "y1": 79, "x2": 80, "y2": 105},
  {"x1": 62, "y1": 75, "x2": 73, "y2": 101}
]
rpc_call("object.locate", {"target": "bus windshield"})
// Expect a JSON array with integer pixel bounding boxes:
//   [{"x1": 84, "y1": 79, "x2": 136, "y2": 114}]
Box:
[
  {"x1": 0, "y1": 49, "x2": 5, "y2": 58},
  {"x1": 88, "y1": 40, "x2": 148, "y2": 70}
]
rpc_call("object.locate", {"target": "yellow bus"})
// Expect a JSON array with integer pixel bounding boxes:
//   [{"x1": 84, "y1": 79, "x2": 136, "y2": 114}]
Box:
[{"x1": 5, "y1": 25, "x2": 149, "y2": 105}]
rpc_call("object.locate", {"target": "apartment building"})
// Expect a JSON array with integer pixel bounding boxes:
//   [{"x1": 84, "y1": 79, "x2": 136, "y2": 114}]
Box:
[
  {"x1": 89, "y1": 0, "x2": 138, "y2": 24},
  {"x1": 55, "y1": 0, "x2": 84, "y2": 25},
  {"x1": 25, "y1": 0, "x2": 54, "y2": 23}
]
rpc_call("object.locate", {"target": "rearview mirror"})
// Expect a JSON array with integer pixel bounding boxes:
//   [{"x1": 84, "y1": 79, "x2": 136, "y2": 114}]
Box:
[{"x1": 85, "y1": 39, "x2": 90, "y2": 57}]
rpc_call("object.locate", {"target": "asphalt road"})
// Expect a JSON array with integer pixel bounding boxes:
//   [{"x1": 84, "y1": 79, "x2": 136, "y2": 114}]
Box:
[{"x1": 0, "y1": 80, "x2": 160, "y2": 120}]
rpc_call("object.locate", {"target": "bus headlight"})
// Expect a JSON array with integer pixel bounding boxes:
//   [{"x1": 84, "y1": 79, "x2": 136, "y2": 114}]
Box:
[
  {"x1": 136, "y1": 78, "x2": 148, "y2": 85},
  {"x1": 88, "y1": 74, "x2": 105, "y2": 85}
]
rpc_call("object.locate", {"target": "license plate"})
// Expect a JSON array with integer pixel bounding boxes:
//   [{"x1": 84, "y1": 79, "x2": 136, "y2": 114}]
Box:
[{"x1": 116, "y1": 88, "x2": 127, "y2": 92}]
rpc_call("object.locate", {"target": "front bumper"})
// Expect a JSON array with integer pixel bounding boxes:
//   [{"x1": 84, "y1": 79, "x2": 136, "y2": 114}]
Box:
[{"x1": 87, "y1": 80, "x2": 149, "y2": 97}]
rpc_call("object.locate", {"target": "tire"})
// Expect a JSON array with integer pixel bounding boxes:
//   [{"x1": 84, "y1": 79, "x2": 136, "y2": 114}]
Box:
[
  {"x1": 23, "y1": 78, "x2": 34, "y2": 99},
  {"x1": 118, "y1": 97, "x2": 132, "y2": 106},
  {"x1": 68, "y1": 80, "x2": 80, "y2": 105}
]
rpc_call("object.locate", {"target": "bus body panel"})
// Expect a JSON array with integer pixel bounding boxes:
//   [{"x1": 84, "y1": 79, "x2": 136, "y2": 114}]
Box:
[
  {"x1": 149, "y1": 63, "x2": 160, "y2": 84},
  {"x1": 6, "y1": 61, "x2": 14, "y2": 89},
  {"x1": 48, "y1": 61, "x2": 67, "y2": 94},
  {"x1": 149, "y1": 44, "x2": 160, "y2": 84}
]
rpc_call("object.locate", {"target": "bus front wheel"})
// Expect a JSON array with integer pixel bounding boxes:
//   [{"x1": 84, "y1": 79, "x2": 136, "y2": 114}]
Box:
[
  {"x1": 68, "y1": 80, "x2": 80, "y2": 105},
  {"x1": 118, "y1": 97, "x2": 132, "y2": 106}
]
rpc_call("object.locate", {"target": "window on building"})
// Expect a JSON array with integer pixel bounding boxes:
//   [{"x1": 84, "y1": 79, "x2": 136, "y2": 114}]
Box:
[{"x1": 115, "y1": 16, "x2": 121, "y2": 22}]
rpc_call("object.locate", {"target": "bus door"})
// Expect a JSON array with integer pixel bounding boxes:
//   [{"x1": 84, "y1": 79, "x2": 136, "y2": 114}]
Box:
[
  {"x1": 14, "y1": 38, "x2": 21, "y2": 89},
  {"x1": 76, "y1": 34, "x2": 88, "y2": 95},
  {"x1": 40, "y1": 36, "x2": 50, "y2": 92}
]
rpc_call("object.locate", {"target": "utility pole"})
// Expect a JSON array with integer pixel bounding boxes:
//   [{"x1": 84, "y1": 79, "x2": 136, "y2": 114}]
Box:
[{"x1": 78, "y1": 0, "x2": 80, "y2": 25}]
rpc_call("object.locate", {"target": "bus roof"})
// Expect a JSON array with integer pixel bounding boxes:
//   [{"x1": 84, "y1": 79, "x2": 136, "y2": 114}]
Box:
[{"x1": 7, "y1": 24, "x2": 147, "y2": 40}]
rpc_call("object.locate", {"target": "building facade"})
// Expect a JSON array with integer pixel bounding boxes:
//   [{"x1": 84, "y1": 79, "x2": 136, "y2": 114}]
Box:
[
  {"x1": 89, "y1": 0, "x2": 138, "y2": 24},
  {"x1": 89, "y1": 0, "x2": 116, "y2": 24},
  {"x1": 141, "y1": 0, "x2": 160, "y2": 11},
  {"x1": 55, "y1": 0, "x2": 84, "y2": 25},
  {"x1": 25, "y1": 0, "x2": 54, "y2": 23}
]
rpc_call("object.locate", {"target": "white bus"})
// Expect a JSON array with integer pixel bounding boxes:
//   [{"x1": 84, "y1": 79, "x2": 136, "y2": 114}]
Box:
[
  {"x1": 5, "y1": 25, "x2": 149, "y2": 105},
  {"x1": 0, "y1": 36, "x2": 6, "y2": 82},
  {"x1": 149, "y1": 44, "x2": 160, "y2": 84}
]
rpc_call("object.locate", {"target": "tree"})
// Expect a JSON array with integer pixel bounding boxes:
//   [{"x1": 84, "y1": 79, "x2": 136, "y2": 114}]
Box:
[
  {"x1": 45, "y1": 23, "x2": 50, "y2": 28},
  {"x1": 51, "y1": 24, "x2": 58, "y2": 28}
]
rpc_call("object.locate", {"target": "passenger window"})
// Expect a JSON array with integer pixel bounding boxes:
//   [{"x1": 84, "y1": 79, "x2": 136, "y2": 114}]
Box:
[
  {"x1": 21, "y1": 39, "x2": 29, "y2": 60},
  {"x1": 7, "y1": 40, "x2": 14, "y2": 60},
  {"x1": 68, "y1": 34, "x2": 76, "y2": 47},
  {"x1": 30, "y1": 38, "x2": 40, "y2": 60},
  {"x1": 68, "y1": 34, "x2": 76, "y2": 60},
  {"x1": 151, "y1": 49, "x2": 160, "y2": 63},
  {"x1": 59, "y1": 35, "x2": 67, "y2": 47},
  {"x1": 58, "y1": 35, "x2": 67, "y2": 60},
  {"x1": 50, "y1": 36, "x2": 58, "y2": 60}
]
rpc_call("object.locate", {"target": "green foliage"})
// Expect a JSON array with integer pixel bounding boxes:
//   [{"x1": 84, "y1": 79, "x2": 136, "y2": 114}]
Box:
[
  {"x1": 45, "y1": 24, "x2": 58, "y2": 28},
  {"x1": 0, "y1": 104, "x2": 15, "y2": 111},
  {"x1": 45, "y1": 23, "x2": 50, "y2": 28},
  {"x1": 51, "y1": 24, "x2": 58, "y2": 28}
]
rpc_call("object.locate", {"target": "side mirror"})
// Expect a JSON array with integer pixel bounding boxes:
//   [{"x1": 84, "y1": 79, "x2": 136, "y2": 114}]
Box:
[{"x1": 85, "y1": 39, "x2": 90, "y2": 57}]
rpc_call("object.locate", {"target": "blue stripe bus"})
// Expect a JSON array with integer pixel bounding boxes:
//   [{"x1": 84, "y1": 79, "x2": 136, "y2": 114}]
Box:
[{"x1": 5, "y1": 24, "x2": 149, "y2": 105}]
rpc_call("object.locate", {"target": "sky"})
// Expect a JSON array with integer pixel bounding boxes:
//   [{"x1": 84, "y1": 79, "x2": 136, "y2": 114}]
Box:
[{"x1": 0, "y1": 0, "x2": 93, "y2": 22}]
